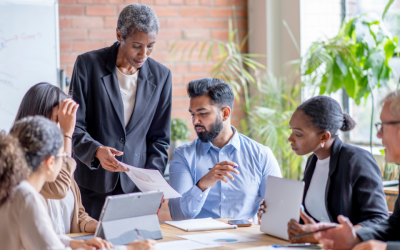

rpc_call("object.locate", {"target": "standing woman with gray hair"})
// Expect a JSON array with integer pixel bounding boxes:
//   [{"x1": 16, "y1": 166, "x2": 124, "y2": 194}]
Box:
[{"x1": 69, "y1": 3, "x2": 172, "y2": 219}]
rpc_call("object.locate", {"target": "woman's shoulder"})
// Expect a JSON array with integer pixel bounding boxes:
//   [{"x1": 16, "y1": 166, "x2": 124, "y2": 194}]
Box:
[
  {"x1": 146, "y1": 57, "x2": 171, "y2": 75},
  {"x1": 340, "y1": 142, "x2": 373, "y2": 159}
]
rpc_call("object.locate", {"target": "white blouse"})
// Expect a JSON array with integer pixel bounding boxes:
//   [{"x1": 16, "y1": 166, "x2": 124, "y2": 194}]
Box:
[
  {"x1": 304, "y1": 156, "x2": 331, "y2": 222},
  {"x1": 0, "y1": 180, "x2": 127, "y2": 250}
]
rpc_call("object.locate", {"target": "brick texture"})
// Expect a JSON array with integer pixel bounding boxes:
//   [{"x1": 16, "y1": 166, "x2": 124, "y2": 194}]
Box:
[{"x1": 59, "y1": 0, "x2": 248, "y2": 141}]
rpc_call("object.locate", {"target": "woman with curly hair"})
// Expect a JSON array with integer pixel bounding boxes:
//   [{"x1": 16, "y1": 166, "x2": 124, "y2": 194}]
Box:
[{"x1": 0, "y1": 116, "x2": 155, "y2": 250}]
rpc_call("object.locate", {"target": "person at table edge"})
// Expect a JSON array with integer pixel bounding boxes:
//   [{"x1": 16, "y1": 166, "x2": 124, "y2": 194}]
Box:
[
  {"x1": 168, "y1": 78, "x2": 282, "y2": 222},
  {"x1": 69, "y1": 4, "x2": 171, "y2": 220}
]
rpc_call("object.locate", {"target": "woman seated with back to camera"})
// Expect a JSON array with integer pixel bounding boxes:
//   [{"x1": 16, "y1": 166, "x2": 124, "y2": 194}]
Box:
[
  {"x1": 258, "y1": 96, "x2": 388, "y2": 243},
  {"x1": 15, "y1": 82, "x2": 96, "y2": 234},
  {"x1": 0, "y1": 116, "x2": 155, "y2": 250}
]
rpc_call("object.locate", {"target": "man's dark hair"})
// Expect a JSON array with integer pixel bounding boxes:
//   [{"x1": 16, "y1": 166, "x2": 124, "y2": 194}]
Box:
[{"x1": 187, "y1": 78, "x2": 234, "y2": 110}]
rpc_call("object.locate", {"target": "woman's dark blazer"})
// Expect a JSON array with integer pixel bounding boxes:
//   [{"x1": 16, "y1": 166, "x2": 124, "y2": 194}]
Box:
[
  {"x1": 302, "y1": 138, "x2": 388, "y2": 227},
  {"x1": 69, "y1": 41, "x2": 172, "y2": 194}
]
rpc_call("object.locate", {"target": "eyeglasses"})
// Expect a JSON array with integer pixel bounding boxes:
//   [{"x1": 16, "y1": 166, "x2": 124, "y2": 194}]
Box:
[
  {"x1": 375, "y1": 121, "x2": 400, "y2": 133},
  {"x1": 56, "y1": 152, "x2": 69, "y2": 164}
]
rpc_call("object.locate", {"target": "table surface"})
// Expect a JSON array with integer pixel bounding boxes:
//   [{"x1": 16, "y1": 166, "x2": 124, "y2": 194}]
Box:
[
  {"x1": 384, "y1": 185, "x2": 399, "y2": 195},
  {"x1": 67, "y1": 218, "x2": 288, "y2": 250}
]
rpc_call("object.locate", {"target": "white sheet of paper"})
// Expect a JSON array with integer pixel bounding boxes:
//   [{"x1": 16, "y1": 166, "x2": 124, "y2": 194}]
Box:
[
  {"x1": 178, "y1": 232, "x2": 256, "y2": 245},
  {"x1": 165, "y1": 218, "x2": 237, "y2": 231},
  {"x1": 120, "y1": 162, "x2": 182, "y2": 199},
  {"x1": 240, "y1": 247, "x2": 313, "y2": 250},
  {"x1": 155, "y1": 240, "x2": 222, "y2": 250}
]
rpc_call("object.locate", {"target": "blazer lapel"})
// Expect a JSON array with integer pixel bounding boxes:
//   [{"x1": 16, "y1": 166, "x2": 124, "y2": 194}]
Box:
[
  {"x1": 328, "y1": 138, "x2": 343, "y2": 177},
  {"x1": 125, "y1": 60, "x2": 156, "y2": 134},
  {"x1": 101, "y1": 42, "x2": 125, "y2": 131}
]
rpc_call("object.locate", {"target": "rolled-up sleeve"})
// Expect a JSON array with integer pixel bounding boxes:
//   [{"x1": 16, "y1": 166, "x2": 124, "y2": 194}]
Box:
[{"x1": 168, "y1": 150, "x2": 210, "y2": 220}]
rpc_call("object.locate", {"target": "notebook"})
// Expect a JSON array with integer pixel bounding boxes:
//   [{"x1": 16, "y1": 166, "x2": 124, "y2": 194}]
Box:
[{"x1": 165, "y1": 218, "x2": 237, "y2": 231}]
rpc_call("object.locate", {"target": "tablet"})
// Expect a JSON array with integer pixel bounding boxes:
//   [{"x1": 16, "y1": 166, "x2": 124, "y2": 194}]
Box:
[
  {"x1": 260, "y1": 176, "x2": 304, "y2": 240},
  {"x1": 94, "y1": 190, "x2": 164, "y2": 245}
]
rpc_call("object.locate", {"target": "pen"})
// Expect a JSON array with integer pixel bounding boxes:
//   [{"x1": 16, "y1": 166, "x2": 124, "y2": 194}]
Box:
[
  {"x1": 272, "y1": 243, "x2": 321, "y2": 249},
  {"x1": 135, "y1": 228, "x2": 143, "y2": 240},
  {"x1": 291, "y1": 226, "x2": 338, "y2": 240},
  {"x1": 208, "y1": 165, "x2": 238, "y2": 170}
]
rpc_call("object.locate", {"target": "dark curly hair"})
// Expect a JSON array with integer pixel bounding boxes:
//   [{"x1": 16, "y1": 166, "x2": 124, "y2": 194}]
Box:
[
  {"x1": 297, "y1": 96, "x2": 356, "y2": 137},
  {"x1": 10, "y1": 116, "x2": 63, "y2": 172},
  {"x1": 0, "y1": 132, "x2": 30, "y2": 206}
]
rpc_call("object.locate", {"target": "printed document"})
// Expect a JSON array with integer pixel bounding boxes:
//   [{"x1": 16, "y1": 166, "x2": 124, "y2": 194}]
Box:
[
  {"x1": 154, "y1": 240, "x2": 221, "y2": 250},
  {"x1": 120, "y1": 162, "x2": 181, "y2": 199},
  {"x1": 165, "y1": 218, "x2": 237, "y2": 231},
  {"x1": 178, "y1": 232, "x2": 256, "y2": 245}
]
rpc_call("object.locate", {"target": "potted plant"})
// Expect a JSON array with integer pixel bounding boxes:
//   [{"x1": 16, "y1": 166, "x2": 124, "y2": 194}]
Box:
[{"x1": 170, "y1": 118, "x2": 190, "y2": 160}]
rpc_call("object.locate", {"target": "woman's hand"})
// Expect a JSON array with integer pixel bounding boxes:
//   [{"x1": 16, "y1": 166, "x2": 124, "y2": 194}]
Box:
[
  {"x1": 70, "y1": 237, "x2": 113, "y2": 250},
  {"x1": 257, "y1": 200, "x2": 266, "y2": 224},
  {"x1": 288, "y1": 210, "x2": 318, "y2": 243},
  {"x1": 58, "y1": 98, "x2": 79, "y2": 137},
  {"x1": 84, "y1": 220, "x2": 99, "y2": 233},
  {"x1": 126, "y1": 239, "x2": 156, "y2": 250},
  {"x1": 95, "y1": 146, "x2": 128, "y2": 172}
]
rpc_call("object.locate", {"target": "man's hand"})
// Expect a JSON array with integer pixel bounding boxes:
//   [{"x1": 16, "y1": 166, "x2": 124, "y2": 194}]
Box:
[
  {"x1": 126, "y1": 239, "x2": 156, "y2": 250},
  {"x1": 313, "y1": 215, "x2": 361, "y2": 249},
  {"x1": 288, "y1": 210, "x2": 318, "y2": 243},
  {"x1": 197, "y1": 161, "x2": 240, "y2": 191},
  {"x1": 58, "y1": 98, "x2": 79, "y2": 137},
  {"x1": 353, "y1": 240, "x2": 387, "y2": 250},
  {"x1": 70, "y1": 237, "x2": 113, "y2": 250},
  {"x1": 95, "y1": 146, "x2": 128, "y2": 172}
]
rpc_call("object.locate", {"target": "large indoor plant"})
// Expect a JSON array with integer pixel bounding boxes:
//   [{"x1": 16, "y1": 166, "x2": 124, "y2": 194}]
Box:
[{"x1": 302, "y1": 13, "x2": 398, "y2": 152}]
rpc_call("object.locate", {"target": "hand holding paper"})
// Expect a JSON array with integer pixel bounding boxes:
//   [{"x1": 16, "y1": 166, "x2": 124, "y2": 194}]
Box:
[{"x1": 120, "y1": 162, "x2": 182, "y2": 199}]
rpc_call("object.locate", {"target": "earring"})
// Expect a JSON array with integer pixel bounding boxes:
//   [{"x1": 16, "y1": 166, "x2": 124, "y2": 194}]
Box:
[{"x1": 321, "y1": 143, "x2": 325, "y2": 148}]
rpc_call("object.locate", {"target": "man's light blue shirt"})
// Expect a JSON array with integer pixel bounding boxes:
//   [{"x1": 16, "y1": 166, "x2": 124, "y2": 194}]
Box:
[{"x1": 168, "y1": 127, "x2": 282, "y2": 221}]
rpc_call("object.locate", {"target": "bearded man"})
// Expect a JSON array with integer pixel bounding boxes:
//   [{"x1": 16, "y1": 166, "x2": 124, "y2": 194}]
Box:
[{"x1": 168, "y1": 78, "x2": 281, "y2": 221}]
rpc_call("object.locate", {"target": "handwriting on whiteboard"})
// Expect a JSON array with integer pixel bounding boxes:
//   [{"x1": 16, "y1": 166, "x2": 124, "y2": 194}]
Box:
[{"x1": 0, "y1": 32, "x2": 42, "y2": 52}]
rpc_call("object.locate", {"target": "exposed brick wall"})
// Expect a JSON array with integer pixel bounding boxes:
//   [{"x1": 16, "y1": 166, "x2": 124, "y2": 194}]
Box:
[{"x1": 59, "y1": 0, "x2": 248, "y2": 140}]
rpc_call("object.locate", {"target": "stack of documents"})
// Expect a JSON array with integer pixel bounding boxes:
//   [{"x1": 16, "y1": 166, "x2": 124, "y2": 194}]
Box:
[
  {"x1": 165, "y1": 218, "x2": 237, "y2": 231},
  {"x1": 120, "y1": 162, "x2": 181, "y2": 199}
]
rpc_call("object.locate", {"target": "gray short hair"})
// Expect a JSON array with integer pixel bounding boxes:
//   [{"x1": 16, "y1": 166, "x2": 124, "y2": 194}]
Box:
[
  {"x1": 381, "y1": 89, "x2": 400, "y2": 119},
  {"x1": 117, "y1": 4, "x2": 159, "y2": 39}
]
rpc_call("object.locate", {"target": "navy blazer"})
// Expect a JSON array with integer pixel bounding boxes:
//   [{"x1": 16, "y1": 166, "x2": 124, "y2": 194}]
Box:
[
  {"x1": 302, "y1": 138, "x2": 388, "y2": 227},
  {"x1": 70, "y1": 41, "x2": 172, "y2": 193},
  {"x1": 357, "y1": 184, "x2": 400, "y2": 250}
]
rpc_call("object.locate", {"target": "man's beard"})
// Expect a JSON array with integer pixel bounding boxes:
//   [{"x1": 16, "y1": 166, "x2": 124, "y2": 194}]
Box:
[{"x1": 195, "y1": 116, "x2": 224, "y2": 143}]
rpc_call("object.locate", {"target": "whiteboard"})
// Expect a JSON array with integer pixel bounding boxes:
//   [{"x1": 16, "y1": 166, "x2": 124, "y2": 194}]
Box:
[{"x1": 0, "y1": 0, "x2": 60, "y2": 131}]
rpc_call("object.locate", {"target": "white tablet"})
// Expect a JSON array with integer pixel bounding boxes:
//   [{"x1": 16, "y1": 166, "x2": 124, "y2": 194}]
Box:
[
  {"x1": 260, "y1": 176, "x2": 304, "y2": 240},
  {"x1": 94, "y1": 190, "x2": 164, "y2": 245}
]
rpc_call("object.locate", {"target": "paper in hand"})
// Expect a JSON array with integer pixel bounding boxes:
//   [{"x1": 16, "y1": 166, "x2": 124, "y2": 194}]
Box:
[{"x1": 120, "y1": 162, "x2": 182, "y2": 199}]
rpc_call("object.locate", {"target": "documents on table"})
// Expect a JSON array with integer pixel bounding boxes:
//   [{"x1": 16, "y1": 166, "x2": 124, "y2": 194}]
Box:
[
  {"x1": 154, "y1": 240, "x2": 221, "y2": 250},
  {"x1": 120, "y1": 162, "x2": 181, "y2": 199},
  {"x1": 165, "y1": 218, "x2": 237, "y2": 231},
  {"x1": 178, "y1": 232, "x2": 256, "y2": 245}
]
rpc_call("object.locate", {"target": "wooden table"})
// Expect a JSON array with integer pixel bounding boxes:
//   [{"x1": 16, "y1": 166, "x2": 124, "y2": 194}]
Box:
[
  {"x1": 384, "y1": 186, "x2": 399, "y2": 197},
  {"x1": 67, "y1": 218, "x2": 288, "y2": 250}
]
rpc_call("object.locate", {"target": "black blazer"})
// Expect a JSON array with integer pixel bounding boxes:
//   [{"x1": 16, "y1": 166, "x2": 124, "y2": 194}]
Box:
[
  {"x1": 70, "y1": 41, "x2": 172, "y2": 193},
  {"x1": 302, "y1": 138, "x2": 388, "y2": 227},
  {"x1": 357, "y1": 185, "x2": 400, "y2": 250}
]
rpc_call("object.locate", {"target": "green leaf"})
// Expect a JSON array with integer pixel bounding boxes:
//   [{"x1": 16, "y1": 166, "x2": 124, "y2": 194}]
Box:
[
  {"x1": 343, "y1": 68, "x2": 357, "y2": 98},
  {"x1": 384, "y1": 39, "x2": 396, "y2": 65},
  {"x1": 335, "y1": 55, "x2": 348, "y2": 76},
  {"x1": 382, "y1": 0, "x2": 395, "y2": 20},
  {"x1": 364, "y1": 51, "x2": 385, "y2": 69}
]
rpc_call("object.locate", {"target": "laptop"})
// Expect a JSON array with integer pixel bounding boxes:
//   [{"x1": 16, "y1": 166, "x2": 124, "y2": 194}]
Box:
[
  {"x1": 260, "y1": 176, "x2": 305, "y2": 240},
  {"x1": 72, "y1": 191, "x2": 164, "y2": 244}
]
